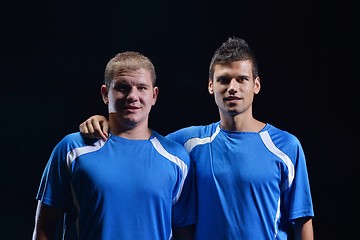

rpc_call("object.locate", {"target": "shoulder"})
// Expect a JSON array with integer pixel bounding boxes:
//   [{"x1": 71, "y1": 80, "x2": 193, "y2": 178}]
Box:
[
  {"x1": 166, "y1": 122, "x2": 220, "y2": 144},
  {"x1": 151, "y1": 131, "x2": 191, "y2": 164},
  {"x1": 263, "y1": 124, "x2": 301, "y2": 145},
  {"x1": 60, "y1": 132, "x2": 83, "y2": 142},
  {"x1": 152, "y1": 131, "x2": 188, "y2": 152},
  {"x1": 54, "y1": 132, "x2": 100, "y2": 152},
  {"x1": 261, "y1": 124, "x2": 305, "y2": 161}
]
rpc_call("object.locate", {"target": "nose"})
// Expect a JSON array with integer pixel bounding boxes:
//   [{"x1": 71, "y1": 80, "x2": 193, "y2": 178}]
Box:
[
  {"x1": 228, "y1": 78, "x2": 238, "y2": 94},
  {"x1": 126, "y1": 86, "x2": 139, "y2": 102}
]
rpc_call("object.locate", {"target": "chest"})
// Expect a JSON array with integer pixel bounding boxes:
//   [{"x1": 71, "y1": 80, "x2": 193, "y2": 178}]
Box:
[
  {"x1": 193, "y1": 135, "x2": 288, "y2": 187},
  {"x1": 70, "y1": 142, "x2": 178, "y2": 200}
]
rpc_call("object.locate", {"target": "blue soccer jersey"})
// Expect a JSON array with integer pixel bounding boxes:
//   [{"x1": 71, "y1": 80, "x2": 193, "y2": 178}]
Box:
[
  {"x1": 166, "y1": 122, "x2": 314, "y2": 240},
  {"x1": 36, "y1": 131, "x2": 196, "y2": 240}
]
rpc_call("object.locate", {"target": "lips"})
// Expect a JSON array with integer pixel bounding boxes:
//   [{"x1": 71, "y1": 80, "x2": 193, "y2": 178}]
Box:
[
  {"x1": 224, "y1": 96, "x2": 241, "y2": 101},
  {"x1": 124, "y1": 105, "x2": 140, "y2": 111}
]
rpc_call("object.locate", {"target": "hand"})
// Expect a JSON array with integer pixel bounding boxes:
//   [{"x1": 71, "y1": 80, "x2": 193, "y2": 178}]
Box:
[{"x1": 79, "y1": 115, "x2": 109, "y2": 140}]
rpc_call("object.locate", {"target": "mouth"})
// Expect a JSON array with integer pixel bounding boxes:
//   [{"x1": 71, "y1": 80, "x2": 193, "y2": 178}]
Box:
[
  {"x1": 224, "y1": 96, "x2": 241, "y2": 101},
  {"x1": 124, "y1": 105, "x2": 140, "y2": 113},
  {"x1": 223, "y1": 96, "x2": 243, "y2": 106},
  {"x1": 125, "y1": 104, "x2": 140, "y2": 109}
]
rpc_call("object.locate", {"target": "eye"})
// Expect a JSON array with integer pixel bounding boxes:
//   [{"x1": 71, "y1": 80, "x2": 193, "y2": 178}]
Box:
[
  {"x1": 217, "y1": 77, "x2": 231, "y2": 84},
  {"x1": 114, "y1": 82, "x2": 131, "y2": 93},
  {"x1": 239, "y1": 76, "x2": 249, "y2": 82},
  {"x1": 137, "y1": 84, "x2": 149, "y2": 91}
]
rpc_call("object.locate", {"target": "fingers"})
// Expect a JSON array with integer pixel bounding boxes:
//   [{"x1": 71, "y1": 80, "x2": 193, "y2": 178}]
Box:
[
  {"x1": 99, "y1": 119, "x2": 109, "y2": 139},
  {"x1": 79, "y1": 115, "x2": 109, "y2": 141},
  {"x1": 79, "y1": 122, "x2": 90, "y2": 135},
  {"x1": 79, "y1": 121, "x2": 97, "y2": 139},
  {"x1": 91, "y1": 118, "x2": 108, "y2": 141}
]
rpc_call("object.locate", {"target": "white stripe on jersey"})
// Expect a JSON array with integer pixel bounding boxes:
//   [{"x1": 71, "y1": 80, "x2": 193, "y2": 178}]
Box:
[
  {"x1": 65, "y1": 138, "x2": 107, "y2": 234},
  {"x1": 184, "y1": 125, "x2": 221, "y2": 152},
  {"x1": 150, "y1": 137, "x2": 188, "y2": 203},
  {"x1": 259, "y1": 131, "x2": 295, "y2": 191},
  {"x1": 66, "y1": 139, "x2": 107, "y2": 168}
]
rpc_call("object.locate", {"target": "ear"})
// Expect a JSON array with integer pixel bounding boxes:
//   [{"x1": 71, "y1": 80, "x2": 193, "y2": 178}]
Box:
[
  {"x1": 254, "y1": 77, "x2": 261, "y2": 94},
  {"x1": 152, "y1": 86, "x2": 159, "y2": 106},
  {"x1": 208, "y1": 79, "x2": 214, "y2": 95},
  {"x1": 101, "y1": 85, "x2": 109, "y2": 104}
]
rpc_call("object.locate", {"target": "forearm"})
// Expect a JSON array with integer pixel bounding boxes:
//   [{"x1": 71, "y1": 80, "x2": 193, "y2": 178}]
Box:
[
  {"x1": 293, "y1": 218, "x2": 314, "y2": 240},
  {"x1": 172, "y1": 224, "x2": 195, "y2": 240},
  {"x1": 32, "y1": 201, "x2": 64, "y2": 240}
]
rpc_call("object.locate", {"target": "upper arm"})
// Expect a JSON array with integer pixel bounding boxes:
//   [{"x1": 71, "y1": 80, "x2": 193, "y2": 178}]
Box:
[{"x1": 32, "y1": 201, "x2": 65, "y2": 240}]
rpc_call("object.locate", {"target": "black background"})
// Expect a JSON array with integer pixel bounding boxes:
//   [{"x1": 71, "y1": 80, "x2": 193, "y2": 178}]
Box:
[{"x1": 1, "y1": 0, "x2": 357, "y2": 239}]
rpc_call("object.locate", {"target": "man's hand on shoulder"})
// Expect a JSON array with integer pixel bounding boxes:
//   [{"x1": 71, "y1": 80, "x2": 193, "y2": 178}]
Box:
[{"x1": 79, "y1": 115, "x2": 109, "y2": 140}]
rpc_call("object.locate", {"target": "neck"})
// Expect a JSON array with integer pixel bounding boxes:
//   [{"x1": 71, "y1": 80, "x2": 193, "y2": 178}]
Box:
[
  {"x1": 109, "y1": 116, "x2": 152, "y2": 140},
  {"x1": 219, "y1": 111, "x2": 265, "y2": 132},
  {"x1": 113, "y1": 129, "x2": 152, "y2": 140}
]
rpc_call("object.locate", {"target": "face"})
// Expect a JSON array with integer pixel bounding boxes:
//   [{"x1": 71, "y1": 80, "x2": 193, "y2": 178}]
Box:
[
  {"x1": 208, "y1": 60, "x2": 260, "y2": 117},
  {"x1": 101, "y1": 68, "x2": 158, "y2": 127}
]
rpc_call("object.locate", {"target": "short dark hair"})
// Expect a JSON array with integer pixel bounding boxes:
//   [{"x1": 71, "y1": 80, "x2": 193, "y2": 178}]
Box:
[{"x1": 209, "y1": 37, "x2": 259, "y2": 80}]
